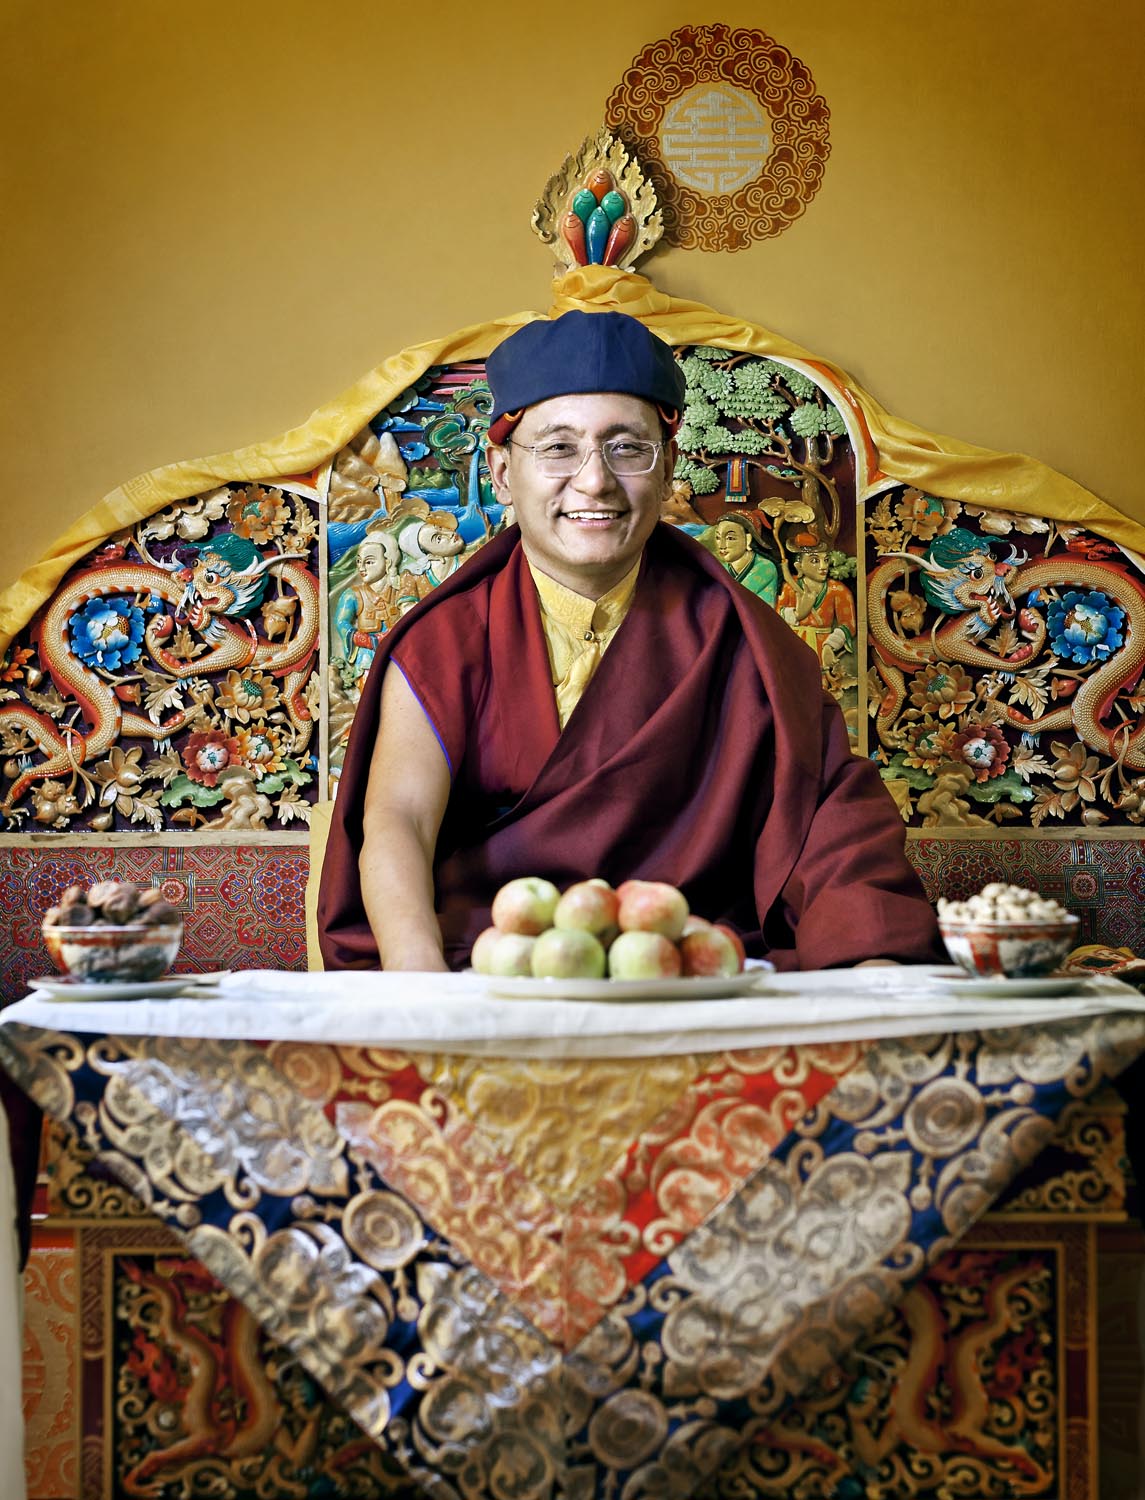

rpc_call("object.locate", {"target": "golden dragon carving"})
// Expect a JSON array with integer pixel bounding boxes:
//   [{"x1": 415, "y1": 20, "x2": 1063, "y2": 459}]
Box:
[
  {"x1": 868, "y1": 542, "x2": 1145, "y2": 770},
  {"x1": 1, "y1": 533, "x2": 318, "y2": 817}
]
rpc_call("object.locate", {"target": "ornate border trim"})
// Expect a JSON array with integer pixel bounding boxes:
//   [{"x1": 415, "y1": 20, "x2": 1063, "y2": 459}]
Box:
[{"x1": 605, "y1": 24, "x2": 830, "y2": 251}]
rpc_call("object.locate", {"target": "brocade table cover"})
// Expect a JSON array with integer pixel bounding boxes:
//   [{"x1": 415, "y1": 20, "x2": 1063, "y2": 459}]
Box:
[{"x1": 3, "y1": 967, "x2": 1144, "y2": 1497}]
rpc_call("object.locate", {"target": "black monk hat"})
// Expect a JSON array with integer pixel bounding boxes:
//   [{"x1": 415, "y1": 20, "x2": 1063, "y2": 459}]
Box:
[{"x1": 486, "y1": 310, "x2": 687, "y2": 444}]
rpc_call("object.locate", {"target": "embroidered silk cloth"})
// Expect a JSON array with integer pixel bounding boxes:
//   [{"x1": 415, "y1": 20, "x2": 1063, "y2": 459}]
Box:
[{"x1": 2, "y1": 971, "x2": 1143, "y2": 1496}]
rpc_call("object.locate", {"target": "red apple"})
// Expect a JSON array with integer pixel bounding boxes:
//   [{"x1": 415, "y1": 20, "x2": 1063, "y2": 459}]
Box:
[
  {"x1": 679, "y1": 925, "x2": 742, "y2": 977},
  {"x1": 714, "y1": 923, "x2": 747, "y2": 968},
  {"x1": 531, "y1": 927, "x2": 606, "y2": 979},
  {"x1": 608, "y1": 929, "x2": 682, "y2": 980},
  {"x1": 553, "y1": 880, "x2": 620, "y2": 937},
  {"x1": 617, "y1": 880, "x2": 689, "y2": 941},
  {"x1": 486, "y1": 932, "x2": 537, "y2": 976},
  {"x1": 491, "y1": 876, "x2": 560, "y2": 935},
  {"x1": 681, "y1": 914, "x2": 713, "y2": 937}
]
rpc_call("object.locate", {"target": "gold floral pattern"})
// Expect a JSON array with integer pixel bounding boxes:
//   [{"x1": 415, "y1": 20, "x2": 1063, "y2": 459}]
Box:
[{"x1": 420, "y1": 1052, "x2": 708, "y2": 1204}]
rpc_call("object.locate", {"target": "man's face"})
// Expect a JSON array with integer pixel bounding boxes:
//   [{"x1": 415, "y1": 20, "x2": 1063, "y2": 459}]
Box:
[{"x1": 487, "y1": 393, "x2": 674, "y2": 598}]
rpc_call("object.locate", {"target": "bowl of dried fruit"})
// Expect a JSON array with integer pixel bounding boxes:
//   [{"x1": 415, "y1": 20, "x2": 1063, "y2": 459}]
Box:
[
  {"x1": 937, "y1": 883, "x2": 1079, "y2": 980},
  {"x1": 42, "y1": 881, "x2": 184, "y2": 984}
]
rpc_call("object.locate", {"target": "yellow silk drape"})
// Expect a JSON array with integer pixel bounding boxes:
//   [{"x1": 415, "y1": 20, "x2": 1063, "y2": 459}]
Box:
[{"x1": 4, "y1": 267, "x2": 1143, "y2": 658}]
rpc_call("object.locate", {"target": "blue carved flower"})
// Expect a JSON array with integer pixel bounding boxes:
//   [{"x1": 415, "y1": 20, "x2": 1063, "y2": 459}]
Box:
[
  {"x1": 68, "y1": 597, "x2": 145, "y2": 671},
  {"x1": 1046, "y1": 590, "x2": 1124, "y2": 665}
]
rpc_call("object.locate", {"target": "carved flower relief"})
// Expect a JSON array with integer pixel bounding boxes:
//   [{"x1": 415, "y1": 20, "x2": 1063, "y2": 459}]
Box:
[
  {"x1": 1115, "y1": 775, "x2": 1145, "y2": 823},
  {"x1": 908, "y1": 661, "x2": 975, "y2": 719},
  {"x1": 951, "y1": 722, "x2": 1010, "y2": 782},
  {"x1": 900, "y1": 719, "x2": 959, "y2": 770},
  {"x1": 217, "y1": 667, "x2": 277, "y2": 721},
  {"x1": 1051, "y1": 739, "x2": 1100, "y2": 808},
  {"x1": 894, "y1": 489, "x2": 955, "y2": 543},
  {"x1": 1046, "y1": 589, "x2": 1125, "y2": 665},
  {"x1": 67, "y1": 596, "x2": 146, "y2": 671},
  {"x1": 261, "y1": 593, "x2": 298, "y2": 640},
  {"x1": 226, "y1": 485, "x2": 291, "y2": 544},
  {"x1": 181, "y1": 728, "x2": 241, "y2": 786},
  {"x1": 232, "y1": 725, "x2": 286, "y2": 777},
  {"x1": 888, "y1": 586, "x2": 927, "y2": 635},
  {"x1": 0, "y1": 645, "x2": 35, "y2": 682},
  {"x1": 31, "y1": 781, "x2": 81, "y2": 825},
  {"x1": 93, "y1": 745, "x2": 145, "y2": 813}
]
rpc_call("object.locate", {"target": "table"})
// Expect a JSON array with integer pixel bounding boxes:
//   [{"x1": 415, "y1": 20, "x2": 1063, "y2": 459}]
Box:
[{"x1": 4, "y1": 966, "x2": 1144, "y2": 1497}]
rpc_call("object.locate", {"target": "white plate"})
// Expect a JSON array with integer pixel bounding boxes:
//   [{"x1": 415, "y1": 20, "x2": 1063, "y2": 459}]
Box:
[
  {"x1": 930, "y1": 972, "x2": 1087, "y2": 1000},
  {"x1": 482, "y1": 965, "x2": 771, "y2": 1003},
  {"x1": 29, "y1": 973, "x2": 229, "y2": 1002}
]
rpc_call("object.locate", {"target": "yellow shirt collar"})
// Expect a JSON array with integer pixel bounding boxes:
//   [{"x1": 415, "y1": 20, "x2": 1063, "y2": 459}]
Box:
[{"x1": 527, "y1": 557, "x2": 641, "y2": 636}]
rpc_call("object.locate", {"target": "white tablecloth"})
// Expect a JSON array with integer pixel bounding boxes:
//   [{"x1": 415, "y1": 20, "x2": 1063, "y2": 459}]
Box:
[{"x1": 4, "y1": 964, "x2": 1142, "y2": 1058}]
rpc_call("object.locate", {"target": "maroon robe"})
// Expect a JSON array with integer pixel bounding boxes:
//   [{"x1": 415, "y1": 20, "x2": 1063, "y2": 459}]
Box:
[{"x1": 318, "y1": 524, "x2": 942, "y2": 971}]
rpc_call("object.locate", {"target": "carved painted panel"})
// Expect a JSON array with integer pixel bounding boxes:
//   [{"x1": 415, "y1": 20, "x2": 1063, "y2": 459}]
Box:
[
  {"x1": 326, "y1": 361, "x2": 502, "y2": 790},
  {"x1": 671, "y1": 345, "x2": 861, "y2": 740},
  {"x1": 867, "y1": 491, "x2": 1145, "y2": 829},
  {"x1": 0, "y1": 491, "x2": 320, "y2": 833}
]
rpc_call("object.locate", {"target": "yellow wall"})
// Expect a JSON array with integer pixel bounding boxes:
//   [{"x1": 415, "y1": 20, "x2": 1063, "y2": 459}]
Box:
[{"x1": 2, "y1": 0, "x2": 1141, "y2": 597}]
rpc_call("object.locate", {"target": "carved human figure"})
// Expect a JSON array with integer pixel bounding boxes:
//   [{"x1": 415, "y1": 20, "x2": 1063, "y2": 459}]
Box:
[
  {"x1": 334, "y1": 529, "x2": 403, "y2": 681},
  {"x1": 711, "y1": 513, "x2": 779, "y2": 607},
  {"x1": 396, "y1": 516, "x2": 466, "y2": 611},
  {"x1": 777, "y1": 533, "x2": 856, "y2": 668}
]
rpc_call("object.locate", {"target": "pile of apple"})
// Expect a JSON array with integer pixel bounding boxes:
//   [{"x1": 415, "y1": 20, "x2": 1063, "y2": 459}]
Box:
[{"x1": 471, "y1": 876, "x2": 745, "y2": 980}]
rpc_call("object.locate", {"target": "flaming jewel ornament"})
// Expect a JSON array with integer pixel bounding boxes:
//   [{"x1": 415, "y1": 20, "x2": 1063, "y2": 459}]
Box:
[{"x1": 532, "y1": 127, "x2": 663, "y2": 273}]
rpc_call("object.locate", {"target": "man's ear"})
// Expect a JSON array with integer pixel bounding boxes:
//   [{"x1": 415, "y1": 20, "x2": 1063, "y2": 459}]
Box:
[{"x1": 486, "y1": 443, "x2": 511, "y2": 502}]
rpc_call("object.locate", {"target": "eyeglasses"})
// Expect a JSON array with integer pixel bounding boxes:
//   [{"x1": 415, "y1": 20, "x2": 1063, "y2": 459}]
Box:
[{"x1": 506, "y1": 437, "x2": 663, "y2": 477}]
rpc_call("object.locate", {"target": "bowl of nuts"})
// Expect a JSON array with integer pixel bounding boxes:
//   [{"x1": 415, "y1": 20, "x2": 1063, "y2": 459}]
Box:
[
  {"x1": 42, "y1": 881, "x2": 184, "y2": 984},
  {"x1": 937, "y1": 883, "x2": 1079, "y2": 980}
]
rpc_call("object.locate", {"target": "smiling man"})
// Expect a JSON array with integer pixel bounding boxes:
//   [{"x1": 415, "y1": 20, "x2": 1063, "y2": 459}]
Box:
[{"x1": 318, "y1": 310, "x2": 941, "y2": 973}]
